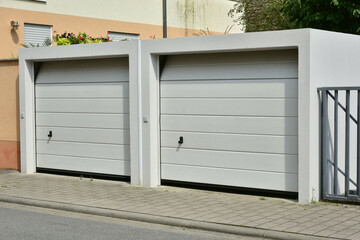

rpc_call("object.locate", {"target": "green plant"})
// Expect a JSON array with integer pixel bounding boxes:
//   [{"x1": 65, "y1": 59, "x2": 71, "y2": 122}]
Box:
[
  {"x1": 224, "y1": 25, "x2": 234, "y2": 34},
  {"x1": 282, "y1": 0, "x2": 360, "y2": 34},
  {"x1": 193, "y1": 25, "x2": 234, "y2": 36},
  {"x1": 229, "y1": 0, "x2": 294, "y2": 32},
  {"x1": 194, "y1": 28, "x2": 212, "y2": 36},
  {"x1": 21, "y1": 38, "x2": 52, "y2": 48},
  {"x1": 310, "y1": 187, "x2": 316, "y2": 204},
  {"x1": 229, "y1": 0, "x2": 360, "y2": 34},
  {"x1": 259, "y1": 196, "x2": 266, "y2": 200},
  {"x1": 53, "y1": 31, "x2": 111, "y2": 45}
]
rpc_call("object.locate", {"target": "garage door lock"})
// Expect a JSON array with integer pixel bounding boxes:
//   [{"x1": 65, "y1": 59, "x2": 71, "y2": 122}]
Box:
[
  {"x1": 178, "y1": 136, "x2": 183, "y2": 144},
  {"x1": 48, "y1": 131, "x2": 52, "y2": 138}
]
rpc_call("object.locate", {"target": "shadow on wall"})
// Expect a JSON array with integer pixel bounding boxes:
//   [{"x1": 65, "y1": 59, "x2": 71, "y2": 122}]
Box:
[{"x1": 11, "y1": 29, "x2": 19, "y2": 44}]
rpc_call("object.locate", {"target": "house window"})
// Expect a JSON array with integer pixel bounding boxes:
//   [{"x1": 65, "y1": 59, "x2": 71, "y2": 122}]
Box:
[
  {"x1": 108, "y1": 32, "x2": 139, "y2": 42},
  {"x1": 24, "y1": 23, "x2": 52, "y2": 47}
]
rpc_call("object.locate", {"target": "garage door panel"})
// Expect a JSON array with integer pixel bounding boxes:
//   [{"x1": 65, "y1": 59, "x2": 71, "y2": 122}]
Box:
[
  {"x1": 160, "y1": 50, "x2": 298, "y2": 192},
  {"x1": 37, "y1": 127, "x2": 130, "y2": 145},
  {"x1": 37, "y1": 154, "x2": 130, "y2": 175},
  {"x1": 37, "y1": 58, "x2": 128, "y2": 71},
  {"x1": 161, "y1": 79, "x2": 297, "y2": 98},
  {"x1": 161, "y1": 99, "x2": 297, "y2": 117},
  {"x1": 36, "y1": 99, "x2": 129, "y2": 113},
  {"x1": 36, "y1": 82, "x2": 129, "y2": 98},
  {"x1": 161, "y1": 62, "x2": 298, "y2": 81},
  {"x1": 161, "y1": 164, "x2": 298, "y2": 192},
  {"x1": 36, "y1": 113, "x2": 129, "y2": 129},
  {"x1": 161, "y1": 132, "x2": 298, "y2": 155},
  {"x1": 163, "y1": 50, "x2": 298, "y2": 66},
  {"x1": 37, "y1": 140, "x2": 129, "y2": 160},
  {"x1": 161, "y1": 148, "x2": 298, "y2": 173},
  {"x1": 161, "y1": 115, "x2": 298, "y2": 136},
  {"x1": 35, "y1": 58, "x2": 130, "y2": 176},
  {"x1": 36, "y1": 58, "x2": 129, "y2": 84},
  {"x1": 36, "y1": 67, "x2": 129, "y2": 84}
]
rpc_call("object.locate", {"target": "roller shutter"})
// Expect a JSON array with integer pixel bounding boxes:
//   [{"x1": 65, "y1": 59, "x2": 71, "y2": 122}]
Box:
[
  {"x1": 24, "y1": 23, "x2": 52, "y2": 47},
  {"x1": 108, "y1": 32, "x2": 139, "y2": 42}
]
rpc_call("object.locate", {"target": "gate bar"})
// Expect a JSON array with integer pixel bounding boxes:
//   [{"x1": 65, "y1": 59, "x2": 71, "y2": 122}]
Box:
[
  {"x1": 322, "y1": 90, "x2": 329, "y2": 197},
  {"x1": 328, "y1": 159, "x2": 358, "y2": 187},
  {"x1": 358, "y1": 90, "x2": 360, "y2": 196},
  {"x1": 334, "y1": 90, "x2": 338, "y2": 195},
  {"x1": 345, "y1": 90, "x2": 350, "y2": 197},
  {"x1": 327, "y1": 92, "x2": 358, "y2": 124}
]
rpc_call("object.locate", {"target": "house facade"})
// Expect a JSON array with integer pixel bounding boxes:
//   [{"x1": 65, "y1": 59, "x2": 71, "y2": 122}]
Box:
[{"x1": 0, "y1": 0, "x2": 241, "y2": 170}]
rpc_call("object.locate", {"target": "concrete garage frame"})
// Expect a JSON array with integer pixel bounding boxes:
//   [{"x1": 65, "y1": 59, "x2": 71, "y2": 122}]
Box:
[
  {"x1": 19, "y1": 29, "x2": 360, "y2": 204},
  {"x1": 19, "y1": 41, "x2": 142, "y2": 185},
  {"x1": 140, "y1": 29, "x2": 360, "y2": 203}
]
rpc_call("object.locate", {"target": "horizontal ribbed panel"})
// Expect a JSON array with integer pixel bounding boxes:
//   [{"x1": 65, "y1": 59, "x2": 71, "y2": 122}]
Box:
[
  {"x1": 160, "y1": 50, "x2": 299, "y2": 192},
  {"x1": 108, "y1": 32, "x2": 139, "y2": 42},
  {"x1": 24, "y1": 23, "x2": 51, "y2": 46},
  {"x1": 35, "y1": 58, "x2": 130, "y2": 176}
]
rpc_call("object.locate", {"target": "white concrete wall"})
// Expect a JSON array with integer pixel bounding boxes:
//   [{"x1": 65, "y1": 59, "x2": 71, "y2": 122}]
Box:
[
  {"x1": 140, "y1": 30, "x2": 313, "y2": 203},
  {"x1": 19, "y1": 41, "x2": 141, "y2": 185},
  {"x1": 139, "y1": 29, "x2": 360, "y2": 204},
  {"x1": 309, "y1": 30, "x2": 360, "y2": 199}
]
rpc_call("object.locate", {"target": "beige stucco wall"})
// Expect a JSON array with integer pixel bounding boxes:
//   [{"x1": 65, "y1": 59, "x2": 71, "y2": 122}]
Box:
[
  {"x1": 0, "y1": 0, "x2": 162, "y2": 26},
  {"x1": 0, "y1": 0, "x2": 241, "y2": 34},
  {"x1": 1, "y1": 7, "x2": 209, "y2": 59},
  {"x1": 0, "y1": 60, "x2": 20, "y2": 170},
  {"x1": 0, "y1": 60, "x2": 19, "y2": 142},
  {"x1": 168, "y1": 0, "x2": 240, "y2": 34},
  {"x1": 0, "y1": 6, "x2": 231, "y2": 59}
]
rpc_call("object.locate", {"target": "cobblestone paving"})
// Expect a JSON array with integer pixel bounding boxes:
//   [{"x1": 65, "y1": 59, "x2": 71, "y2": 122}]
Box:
[{"x1": 1, "y1": 171, "x2": 360, "y2": 239}]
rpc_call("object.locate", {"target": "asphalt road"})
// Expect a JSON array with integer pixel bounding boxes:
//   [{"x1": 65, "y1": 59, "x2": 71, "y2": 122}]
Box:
[{"x1": 0, "y1": 202, "x2": 261, "y2": 240}]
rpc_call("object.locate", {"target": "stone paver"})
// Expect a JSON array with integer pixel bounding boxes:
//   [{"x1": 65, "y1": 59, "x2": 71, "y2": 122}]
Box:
[{"x1": 1, "y1": 170, "x2": 360, "y2": 239}]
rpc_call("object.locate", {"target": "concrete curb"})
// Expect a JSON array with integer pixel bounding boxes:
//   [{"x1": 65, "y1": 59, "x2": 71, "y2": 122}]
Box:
[{"x1": 0, "y1": 195, "x2": 332, "y2": 240}]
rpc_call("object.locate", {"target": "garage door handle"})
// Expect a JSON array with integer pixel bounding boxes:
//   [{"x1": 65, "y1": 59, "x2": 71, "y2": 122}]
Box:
[
  {"x1": 178, "y1": 136, "x2": 183, "y2": 144},
  {"x1": 48, "y1": 131, "x2": 52, "y2": 138}
]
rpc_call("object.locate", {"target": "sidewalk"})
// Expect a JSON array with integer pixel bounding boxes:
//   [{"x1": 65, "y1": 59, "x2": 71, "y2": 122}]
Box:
[{"x1": 1, "y1": 170, "x2": 360, "y2": 240}]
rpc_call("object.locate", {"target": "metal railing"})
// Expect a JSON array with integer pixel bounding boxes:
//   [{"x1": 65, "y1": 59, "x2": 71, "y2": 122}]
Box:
[{"x1": 319, "y1": 87, "x2": 360, "y2": 202}]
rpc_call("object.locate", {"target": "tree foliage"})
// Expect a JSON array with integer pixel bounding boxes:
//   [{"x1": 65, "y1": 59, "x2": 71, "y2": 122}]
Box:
[
  {"x1": 228, "y1": 0, "x2": 294, "y2": 32},
  {"x1": 282, "y1": 0, "x2": 360, "y2": 34},
  {"x1": 229, "y1": 0, "x2": 360, "y2": 34}
]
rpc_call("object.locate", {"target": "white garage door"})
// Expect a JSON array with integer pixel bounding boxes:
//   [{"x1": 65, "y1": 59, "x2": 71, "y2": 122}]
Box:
[
  {"x1": 35, "y1": 58, "x2": 130, "y2": 176},
  {"x1": 160, "y1": 50, "x2": 298, "y2": 192}
]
